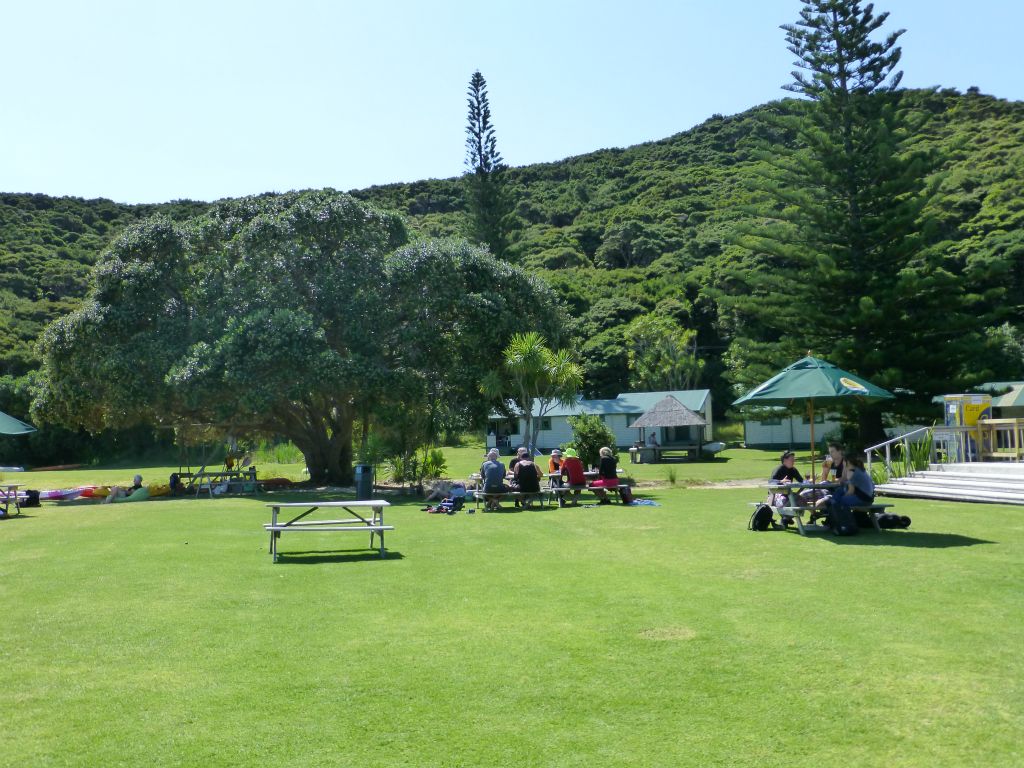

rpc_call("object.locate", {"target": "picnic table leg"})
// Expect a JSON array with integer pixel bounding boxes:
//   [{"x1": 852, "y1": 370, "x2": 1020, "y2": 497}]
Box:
[{"x1": 270, "y1": 506, "x2": 279, "y2": 561}]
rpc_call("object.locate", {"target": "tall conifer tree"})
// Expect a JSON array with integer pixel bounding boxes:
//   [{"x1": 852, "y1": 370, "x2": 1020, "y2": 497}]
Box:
[
  {"x1": 718, "y1": 1, "x2": 985, "y2": 444},
  {"x1": 464, "y1": 70, "x2": 513, "y2": 259}
]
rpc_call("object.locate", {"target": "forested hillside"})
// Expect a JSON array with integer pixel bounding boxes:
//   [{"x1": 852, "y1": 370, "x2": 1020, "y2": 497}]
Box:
[{"x1": 2, "y1": 88, "x2": 1022, "y2": 461}]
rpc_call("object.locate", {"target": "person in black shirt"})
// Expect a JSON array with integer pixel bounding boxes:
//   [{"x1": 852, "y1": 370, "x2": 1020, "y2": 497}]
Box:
[
  {"x1": 591, "y1": 446, "x2": 620, "y2": 504},
  {"x1": 771, "y1": 450, "x2": 803, "y2": 483},
  {"x1": 769, "y1": 450, "x2": 803, "y2": 509}
]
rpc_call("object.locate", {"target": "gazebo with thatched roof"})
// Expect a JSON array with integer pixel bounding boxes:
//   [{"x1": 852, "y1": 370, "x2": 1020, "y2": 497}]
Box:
[{"x1": 630, "y1": 395, "x2": 707, "y2": 461}]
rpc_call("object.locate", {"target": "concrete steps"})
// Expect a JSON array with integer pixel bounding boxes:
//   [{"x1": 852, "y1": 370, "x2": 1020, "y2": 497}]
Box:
[{"x1": 876, "y1": 462, "x2": 1024, "y2": 505}]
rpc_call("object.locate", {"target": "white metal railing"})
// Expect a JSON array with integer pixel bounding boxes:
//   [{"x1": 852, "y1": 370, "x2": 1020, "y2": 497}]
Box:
[
  {"x1": 866, "y1": 426, "x2": 933, "y2": 482},
  {"x1": 932, "y1": 424, "x2": 987, "y2": 464}
]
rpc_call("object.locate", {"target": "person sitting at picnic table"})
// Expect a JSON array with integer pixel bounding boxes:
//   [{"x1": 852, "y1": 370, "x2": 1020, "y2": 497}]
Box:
[
  {"x1": 548, "y1": 448, "x2": 564, "y2": 487},
  {"x1": 820, "y1": 442, "x2": 845, "y2": 482},
  {"x1": 559, "y1": 448, "x2": 587, "y2": 506},
  {"x1": 804, "y1": 442, "x2": 846, "y2": 517},
  {"x1": 481, "y1": 449, "x2": 509, "y2": 495},
  {"x1": 590, "y1": 446, "x2": 620, "y2": 505},
  {"x1": 830, "y1": 454, "x2": 875, "y2": 510},
  {"x1": 769, "y1": 450, "x2": 805, "y2": 509},
  {"x1": 104, "y1": 474, "x2": 145, "y2": 504},
  {"x1": 512, "y1": 452, "x2": 543, "y2": 503},
  {"x1": 508, "y1": 446, "x2": 529, "y2": 475}
]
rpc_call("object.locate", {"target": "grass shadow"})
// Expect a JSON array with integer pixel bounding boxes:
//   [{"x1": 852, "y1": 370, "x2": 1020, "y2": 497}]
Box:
[
  {"x1": 275, "y1": 549, "x2": 405, "y2": 564},
  {"x1": 820, "y1": 531, "x2": 994, "y2": 549}
]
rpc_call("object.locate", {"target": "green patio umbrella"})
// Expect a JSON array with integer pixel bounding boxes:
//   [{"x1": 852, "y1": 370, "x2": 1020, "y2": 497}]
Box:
[
  {"x1": 732, "y1": 355, "x2": 894, "y2": 478},
  {"x1": 0, "y1": 409, "x2": 36, "y2": 436}
]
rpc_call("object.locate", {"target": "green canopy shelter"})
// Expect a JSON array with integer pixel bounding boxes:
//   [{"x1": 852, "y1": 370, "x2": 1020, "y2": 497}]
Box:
[
  {"x1": 0, "y1": 410, "x2": 36, "y2": 436},
  {"x1": 732, "y1": 356, "x2": 895, "y2": 478}
]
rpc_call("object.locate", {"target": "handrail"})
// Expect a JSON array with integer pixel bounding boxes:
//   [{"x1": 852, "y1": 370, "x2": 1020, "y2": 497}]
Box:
[
  {"x1": 865, "y1": 426, "x2": 932, "y2": 455},
  {"x1": 866, "y1": 426, "x2": 933, "y2": 482}
]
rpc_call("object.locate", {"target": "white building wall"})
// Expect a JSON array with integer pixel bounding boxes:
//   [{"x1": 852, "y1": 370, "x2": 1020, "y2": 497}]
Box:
[{"x1": 743, "y1": 416, "x2": 842, "y2": 447}]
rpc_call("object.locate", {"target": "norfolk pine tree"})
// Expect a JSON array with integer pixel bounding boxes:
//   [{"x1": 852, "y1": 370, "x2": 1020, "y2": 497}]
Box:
[
  {"x1": 464, "y1": 70, "x2": 514, "y2": 259},
  {"x1": 719, "y1": 1, "x2": 986, "y2": 444}
]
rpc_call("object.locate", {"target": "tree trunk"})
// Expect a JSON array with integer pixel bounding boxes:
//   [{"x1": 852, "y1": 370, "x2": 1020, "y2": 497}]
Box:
[
  {"x1": 855, "y1": 405, "x2": 887, "y2": 452},
  {"x1": 291, "y1": 414, "x2": 355, "y2": 486}
]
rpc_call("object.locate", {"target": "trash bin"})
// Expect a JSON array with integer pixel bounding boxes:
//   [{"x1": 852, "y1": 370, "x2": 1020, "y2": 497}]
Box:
[{"x1": 354, "y1": 463, "x2": 374, "y2": 500}]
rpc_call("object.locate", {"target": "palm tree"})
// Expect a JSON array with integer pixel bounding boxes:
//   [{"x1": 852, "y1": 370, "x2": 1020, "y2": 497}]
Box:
[{"x1": 481, "y1": 332, "x2": 584, "y2": 452}]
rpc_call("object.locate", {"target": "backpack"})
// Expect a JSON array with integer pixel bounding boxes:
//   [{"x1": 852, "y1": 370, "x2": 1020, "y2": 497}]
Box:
[
  {"x1": 749, "y1": 504, "x2": 774, "y2": 531},
  {"x1": 619, "y1": 485, "x2": 634, "y2": 504},
  {"x1": 828, "y1": 505, "x2": 859, "y2": 536}
]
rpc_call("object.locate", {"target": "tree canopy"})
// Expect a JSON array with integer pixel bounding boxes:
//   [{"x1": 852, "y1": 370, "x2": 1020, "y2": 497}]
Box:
[
  {"x1": 33, "y1": 191, "x2": 563, "y2": 481},
  {"x1": 3, "y1": 78, "x2": 1022, "y2": 465}
]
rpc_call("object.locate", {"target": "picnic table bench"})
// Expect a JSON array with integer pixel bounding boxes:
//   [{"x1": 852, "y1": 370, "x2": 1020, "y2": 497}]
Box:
[
  {"x1": 264, "y1": 500, "x2": 393, "y2": 562},
  {"x1": 775, "y1": 502, "x2": 894, "y2": 535},
  {"x1": 472, "y1": 484, "x2": 633, "y2": 510},
  {"x1": 472, "y1": 490, "x2": 552, "y2": 511},
  {"x1": 1, "y1": 482, "x2": 24, "y2": 517}
]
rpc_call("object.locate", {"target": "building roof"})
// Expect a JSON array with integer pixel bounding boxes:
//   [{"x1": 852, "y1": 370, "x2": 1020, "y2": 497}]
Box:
[
  {"x1": 983, "y1": 381, "x2": 1024, "y2": 409},
  {"x1": 490, "y1": 389, "x2": 711, "y2": 420},
  {"x1": 933, "y1": 382, "x2": 1024, "y2": 409},
  {"x1": 629, "y1": 395, "x2": 707, "y2": 428}
]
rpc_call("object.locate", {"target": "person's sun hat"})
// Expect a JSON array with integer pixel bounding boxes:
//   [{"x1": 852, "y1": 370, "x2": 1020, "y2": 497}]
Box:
[
  {"x1": 780, "y1": 450, "x2": 795, "y2": 461},
  {"x1": 563, "y1": 448, "x2": 578, "y2": 458},
  {"x1": 551, "y1": 449, "x2": 562, "y2": 457}
]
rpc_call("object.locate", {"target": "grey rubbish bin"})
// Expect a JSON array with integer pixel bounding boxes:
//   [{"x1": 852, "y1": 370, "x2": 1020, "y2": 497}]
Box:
[{"x1": 354, "y1": 463, "x2": 374, "y2": 500}]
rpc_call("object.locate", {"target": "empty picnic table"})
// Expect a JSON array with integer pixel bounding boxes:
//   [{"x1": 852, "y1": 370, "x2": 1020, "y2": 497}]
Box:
[{"x1": 264, "y1": 500, "x2": 393, "y2": 562}]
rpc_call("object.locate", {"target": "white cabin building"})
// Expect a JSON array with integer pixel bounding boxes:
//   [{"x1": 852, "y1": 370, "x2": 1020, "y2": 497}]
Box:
[{"x1": 486, "y1": 390, "x2": 713, "y2": 454}]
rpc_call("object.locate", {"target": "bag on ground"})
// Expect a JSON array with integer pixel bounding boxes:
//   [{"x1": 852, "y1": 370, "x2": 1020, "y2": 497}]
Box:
[
  {"x1": 828, "y1": 505, "x2": 859, "y2": 536},
  {"x1": 749, "y1": 503, "x2": 774, "y2": 531}
]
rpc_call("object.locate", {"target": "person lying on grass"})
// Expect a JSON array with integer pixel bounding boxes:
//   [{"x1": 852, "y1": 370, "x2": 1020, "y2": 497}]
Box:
[{"x1": 104, "y1": 475, "x2": 146, "y2": 504}]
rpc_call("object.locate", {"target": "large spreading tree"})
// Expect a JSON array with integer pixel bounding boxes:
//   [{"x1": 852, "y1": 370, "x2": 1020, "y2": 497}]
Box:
[
  {"x1": 33, "y1": 190, "x2": 562, "y2": 483},
  {"x1": 464, "y1": 70, "x2": 514, "y2": 259},
  {"x1": 717, "y1": 1, "x2": 988, "y2": 443}
]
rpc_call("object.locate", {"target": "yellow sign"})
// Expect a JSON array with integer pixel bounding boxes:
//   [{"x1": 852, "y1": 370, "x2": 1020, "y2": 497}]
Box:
[
  {"x1": 962, "y1": 401, "x2": 991, "y2": 428},
  {"x1": 839, "y1": 377, "x2": 868, "y2": 394}
]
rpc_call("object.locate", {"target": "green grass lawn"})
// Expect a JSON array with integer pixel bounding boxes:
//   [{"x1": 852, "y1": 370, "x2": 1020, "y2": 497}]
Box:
[{"x1": 2, "y1": 483, "x2": 1020, "y2": 767}]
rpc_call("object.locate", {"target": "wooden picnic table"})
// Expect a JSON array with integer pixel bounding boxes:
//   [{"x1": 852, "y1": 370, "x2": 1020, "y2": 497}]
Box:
[
  {"x1": 766, "y1": 481, "x2": 892, "y2": 535},
  {"x1": 264, "y1": 500, "x2": 393, "y2": 562},
  {"x1": 182, "y1": 467, "x2": 258, "y2": 497}
]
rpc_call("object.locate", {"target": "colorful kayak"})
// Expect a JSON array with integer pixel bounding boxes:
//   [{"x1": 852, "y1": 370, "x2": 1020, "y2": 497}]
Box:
[{"x1": 39, "y1": 488, "x2": 86, "y2": 501}]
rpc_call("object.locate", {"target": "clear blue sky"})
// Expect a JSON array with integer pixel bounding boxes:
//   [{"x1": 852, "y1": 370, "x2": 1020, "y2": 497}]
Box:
[{"x1": 3, "y1": 0, "x2": 1021, "y2": 204}]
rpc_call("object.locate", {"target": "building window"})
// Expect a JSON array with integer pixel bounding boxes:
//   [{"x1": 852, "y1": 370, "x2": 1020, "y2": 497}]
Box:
[
  {"x1": 760, "y1": 417, "x2": 782, "y2": 426},
  {"x1": 533, "y1": 417, "x2": 552, "y2": 432},
  {"x1": 626, "y1": 414, "x2": 638, "y2": 427},
  {"x1": 801, "y1": 414, "x2": 825, "y2": 425}
]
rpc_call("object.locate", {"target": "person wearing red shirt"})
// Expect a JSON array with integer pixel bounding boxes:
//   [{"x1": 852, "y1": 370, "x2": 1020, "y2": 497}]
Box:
[{"x1": 559, "y1": 448, "x2": 587, "y2": 507}]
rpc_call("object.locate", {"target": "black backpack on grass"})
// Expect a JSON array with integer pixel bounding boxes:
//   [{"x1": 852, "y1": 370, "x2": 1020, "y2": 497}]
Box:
[
  {"x1": 828, "y1": 505, "x2": 859, "y2": 536},
  {"x1": 749, "y1": 504, "x2": 774, "y2": 531}
]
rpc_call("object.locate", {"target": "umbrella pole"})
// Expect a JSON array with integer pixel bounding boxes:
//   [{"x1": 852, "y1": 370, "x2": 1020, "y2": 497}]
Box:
[{"x1": 809, "y1": 401, "x2": 816, "y2": 481}]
